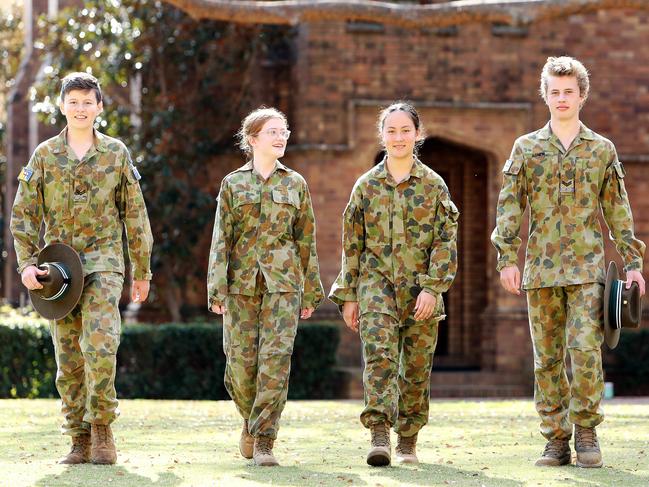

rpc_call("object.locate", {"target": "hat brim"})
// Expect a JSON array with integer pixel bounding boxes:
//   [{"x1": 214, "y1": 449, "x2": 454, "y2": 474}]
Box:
[
  {"x1": 603, "y1": 261, "x2": 621, "y2": 349},
  {"x1": 29, "y1": 243, "x2": 84, "y2": 320}
]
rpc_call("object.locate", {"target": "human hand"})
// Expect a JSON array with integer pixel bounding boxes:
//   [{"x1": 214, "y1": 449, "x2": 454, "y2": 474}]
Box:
[{"x1": 21, "y1": 265, "x2": 47, "y2": 290}]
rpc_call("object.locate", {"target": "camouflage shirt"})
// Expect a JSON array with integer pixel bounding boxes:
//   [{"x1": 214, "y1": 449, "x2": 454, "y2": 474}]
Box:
[
  {"x1": 11, "y1": 128, "x2": 153, "y2": 280},
  {"x1": 207, "y1": 160, "x2": 324, "y2": 309},
  {"x1": 491, "y1": 122, "x2": 645, "y2": 289},
  {"x1": 329, "y1": 158, "x2": 459, "y2": 320}
]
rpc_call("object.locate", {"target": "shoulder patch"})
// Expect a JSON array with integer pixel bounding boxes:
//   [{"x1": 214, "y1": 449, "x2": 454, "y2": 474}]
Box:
[
  {"x1": 18, "y1": 166, "x2": 34, "y2": 183},
  {"x1": 614, "y1": 161, "x2": 626, "y2": 179},
  {"x1": 503, "y1": 158, "x2": 523, "y2": 175},
  {"x1": 130, "y1": 164, "x2": 142, "y2": 181}
]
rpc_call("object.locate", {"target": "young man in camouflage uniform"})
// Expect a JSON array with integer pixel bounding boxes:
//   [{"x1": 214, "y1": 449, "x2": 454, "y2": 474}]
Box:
[
  {"x1": 11, "y1": 72, "x2": 153, "y2": 465},
  {"x1": 208, "y1": 107, "x2": 324, "y2": 467},
  {"x1": 492, "y1": 57, "x2": 645, "y2": 468},
  {"x1": 330, "y1": 103, "x2": 459, "y2": 466}
]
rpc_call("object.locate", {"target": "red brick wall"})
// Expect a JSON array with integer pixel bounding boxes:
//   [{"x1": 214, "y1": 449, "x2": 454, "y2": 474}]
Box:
[
  {"x1": 280, "y1": 8, "x2": 649, "y2": 388},
  {"x1": 9, "y1": 4, "x2": 648, "y2": 394}
]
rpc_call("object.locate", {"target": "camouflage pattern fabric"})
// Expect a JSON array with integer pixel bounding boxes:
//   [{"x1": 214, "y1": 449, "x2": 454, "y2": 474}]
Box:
[
  {"x1": 329, "y1": 157, "x2": 459, "y2": 317},
  {"x1": 329, "y1": 157, "x2": 458, "y2": 433},
  {"x1": 50, "y1": 272, "x2": 124, "y2": 436},
  {"x1": 222, "y1": 274, "x2": 300, "y2": 440},
  {"x1": 527, "y1": 283, "x2": 605, "y2": 440},
  {"x1": 360, "y1": 311, "x2": 440, "y2": 436},
  {"x1": 491, "y1": 122, "x2": 645, "y2": 289},
  {"x1": 207, "y1": 160, "x2": 324, "y2": 310},
  {"x1": 10, "y1": 127, "x2": 153, "y2": 280},
  {"x1": 11, "y1": 127, "x2": 152, "y2": 437}
]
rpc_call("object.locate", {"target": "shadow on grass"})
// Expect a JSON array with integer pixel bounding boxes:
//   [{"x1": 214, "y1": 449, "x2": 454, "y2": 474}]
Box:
[
  {"x1": 570, "y1": 465, "x2": 649, "y2": 486},
  {"x1": 236, "y1": 462, "x2": 525, "y2": 487},
  {"x1": 235, "y1": 466, "x2": 368, "y2": 486},
  {"x1": 366, "y1": 462, "x2": 525, "y2": 487},
  {"x1": 34, "y1": 466, "x2": 182, "y2": 487}
]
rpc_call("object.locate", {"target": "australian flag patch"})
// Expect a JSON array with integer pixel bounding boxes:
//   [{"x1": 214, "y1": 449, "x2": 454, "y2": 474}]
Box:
[{"x1": 18, "y1": 166, "x2": 34, "y2": 183}]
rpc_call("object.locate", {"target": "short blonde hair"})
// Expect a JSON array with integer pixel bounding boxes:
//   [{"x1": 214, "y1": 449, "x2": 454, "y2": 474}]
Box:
[
  {"x1": 236, "y1": 107, "x2": 288, "y2": 156},
  {"x1": 540, "y1": 56, "x2": 590, "y2": 103}
]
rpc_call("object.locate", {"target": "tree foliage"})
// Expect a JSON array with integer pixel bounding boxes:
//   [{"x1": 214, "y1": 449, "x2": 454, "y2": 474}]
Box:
[
  {"x1": 0, "y1": 3, "x2": 24, "y2": 278},
  {"x1": 33, "y1": 0, "x2": 292, "y2": 320}
]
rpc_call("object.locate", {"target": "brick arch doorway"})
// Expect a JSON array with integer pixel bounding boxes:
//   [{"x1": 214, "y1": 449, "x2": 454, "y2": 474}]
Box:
[{"x1": 374, "y1": 136, "x2": 489, "y2": 370}]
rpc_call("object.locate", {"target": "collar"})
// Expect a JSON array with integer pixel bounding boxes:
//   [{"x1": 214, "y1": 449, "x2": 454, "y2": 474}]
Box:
[
  {"x1": 375, "y1": 156, "x2": 426, "y2": 181},
  {"x1": 537, "y1": 121, "x2": 596, "y2": 142},
  {"x1": 234, "y1": 160, "x2": 289, "y2": 174},
  {"x1": 51, "y1": 127, "x2": 108, "y2": 154}
]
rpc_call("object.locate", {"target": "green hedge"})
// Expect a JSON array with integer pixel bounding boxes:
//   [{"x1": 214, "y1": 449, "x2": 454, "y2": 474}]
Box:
[
  {"x1": 0, "y1": 316, "x2": 57, "y2": 398},
  {"x1": 0, "y1": 312, "x2": 340, "y2": 400},
  {"x1": 605, "y1": 328, "x2": 649, "y2": 395}
]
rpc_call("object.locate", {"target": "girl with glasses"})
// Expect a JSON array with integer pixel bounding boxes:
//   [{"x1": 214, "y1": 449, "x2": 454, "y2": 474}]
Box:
[{"x1": 208, "y1": 107, "x2": 324, "y2": 466}]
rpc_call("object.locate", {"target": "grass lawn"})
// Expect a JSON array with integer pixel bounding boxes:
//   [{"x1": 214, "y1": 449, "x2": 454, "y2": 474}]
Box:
[{"x1": 0, "y1": 398, "x2": 647, "y2": 487}]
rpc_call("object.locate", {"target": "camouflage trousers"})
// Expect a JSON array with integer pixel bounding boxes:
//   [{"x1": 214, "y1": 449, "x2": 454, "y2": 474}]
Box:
[
  {"x1": 359, "y1": 310, "x2": 440, "y2": 437},
  {"x1": 527, "y1": 283, "x2": 605, "y2": 440},
  {"x1": 50, "y1": 272, "x2": 124, "y2": 436},
  {"x1": 223, "y1": 278, "x2": 300, "y2": 440}
]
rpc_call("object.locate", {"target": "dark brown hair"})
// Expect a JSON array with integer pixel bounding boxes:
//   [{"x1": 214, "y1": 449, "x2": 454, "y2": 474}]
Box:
[
  {"x1": 377, "y1": 101, "x2": 425, "y2": 153},
  {"x1": 60, "y1": 72, "x2": 102, "y2": 103}
]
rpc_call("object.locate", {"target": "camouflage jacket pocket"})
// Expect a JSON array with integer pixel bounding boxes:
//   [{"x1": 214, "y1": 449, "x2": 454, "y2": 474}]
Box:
[
  {"x1": 233, "y1": 190, "x2": 260, "y2": 208},
  {"x1": 526, "y1": 153, "x2": 558, "y2": 209},
  {"x1": 407, "y1": 198, "x2": 435, "y2": 248},
  {"x1": 575, "y1": 158, "x2": 600, "y2": 208},
  {"x1": 272, "y1": 188, "x2": 300, "y2": 208}
]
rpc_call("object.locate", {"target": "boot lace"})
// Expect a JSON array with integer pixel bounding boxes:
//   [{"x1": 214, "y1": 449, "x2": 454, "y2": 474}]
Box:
[
  {"x1": 397, "y1": 434, "x2": 417, "y2": 454},
  {"x1": 96, "y1": 425, "x2": 109, "y2": 443},
  {"x1": 70, "y1": 434, "x2": 90, "y2": 454},
  {"x1": 71, "y1": 435, "x2": 90, "y2": 453},
  {"x1": 543, "y1": 439, "x2": 568, "y2": 458},
  {"x1": 256, "y1": 436, "x2": 273, "y2": 455},
  {"x1": 576, "y1": 426, "x2": 598, "y2": 449},
  {"x1": 371, "y1": 424, "x2": 389, "y2": 447}
]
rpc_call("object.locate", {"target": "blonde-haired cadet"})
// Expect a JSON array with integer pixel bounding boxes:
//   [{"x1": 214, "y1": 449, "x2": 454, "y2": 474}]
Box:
[{"x1": 208, "y1": 106, "x2": 324, "y2": 467}]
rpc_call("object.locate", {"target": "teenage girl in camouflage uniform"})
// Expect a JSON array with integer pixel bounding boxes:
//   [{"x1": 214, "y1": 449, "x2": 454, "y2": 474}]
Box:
[
  {"x1": 208, "y1": 107, "x2": 324, "y2": 466},
  {"x1": 330, "y1": 102, "x2": 459, "y2": 466}
]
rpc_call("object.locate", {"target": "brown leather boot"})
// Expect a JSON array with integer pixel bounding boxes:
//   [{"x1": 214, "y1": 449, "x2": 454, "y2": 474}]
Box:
[
  {"x1": 239, "y1": 419, "x2": 254, "y2": 459},
  {"x1": 253, "y1": 435, "x2": 279, "y2": 466},
  {"x1": 534, "y1": 438, "x2": 571, "y2": 466},
  {"x1": 59, "y1": 433, "x2": 91, "y2": 464},
  {"x1": 575, "y1": 425, "x2": 603, "y2": 468},
  {"x1": 395, "y1": 432, "x2": 418, "y2": 464},
  {"x1": 367, "y1": 423, "x2": 391, "y2": 467},
  {"x1": 91, "y1": 423, "x2": 117, "y2": 465}
]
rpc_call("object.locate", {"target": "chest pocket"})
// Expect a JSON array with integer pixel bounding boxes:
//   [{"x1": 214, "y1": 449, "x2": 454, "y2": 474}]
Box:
[
  {"x1": 574, "y1": 157, "x2": 601, "y2": 208},
  {"x1": 408, "y1": 194, "x2": 436, "y2": 248},
  {"x1": 272, "y1": 189, "x2": 300, "y2": 209},
  {"x1": 86, "y1": 156, "x2": 123, "y2": 217},
  {"x1": 524, "y1": 152, "x2": 559, "y2": 208},
  {"x1": 271, "y1": 188, "x2": 300, "y2": 232},
  {"x1": 230, "y1": 190, "x2": 260, "y2": 232},
  {"x1": 233, "y1": 190, "x2": 260, "y2": 209}
]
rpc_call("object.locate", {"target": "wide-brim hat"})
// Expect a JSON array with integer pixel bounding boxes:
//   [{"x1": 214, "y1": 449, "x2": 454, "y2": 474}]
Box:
[
  {"x1": 29, "y1": 243, "x2": 84, "y2": 320},
  {"x1": 603, "y1": 261, "x2": 642, "y2": 349}
]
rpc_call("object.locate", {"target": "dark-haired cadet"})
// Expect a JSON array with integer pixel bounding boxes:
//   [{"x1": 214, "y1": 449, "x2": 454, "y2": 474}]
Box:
[
  {"x1": 11, "y1": 72, "x2": 153, "y2": 465},
  {"x1": 329, "y1": 102, "x2": 459, "y2": 466}
]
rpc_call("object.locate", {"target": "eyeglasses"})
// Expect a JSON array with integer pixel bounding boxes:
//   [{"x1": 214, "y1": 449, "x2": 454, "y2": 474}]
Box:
[{"x1": 259, "y1": 128, "x2": 291, "y2": 140}]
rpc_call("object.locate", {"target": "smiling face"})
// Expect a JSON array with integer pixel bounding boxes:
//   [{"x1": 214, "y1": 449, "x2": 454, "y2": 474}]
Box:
[
  {"x1": 249, "y1": 117, "x2": 289, "y2": 160},
  {"x1": 545, "y1": 75, "x2": 584, "y2": 122},
  {"x1": 59, "y1": 89, "x2": 103, "y2": 131},
  {"x1": 381, "y1": 110, "x2": 419, "y2": 160}
]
